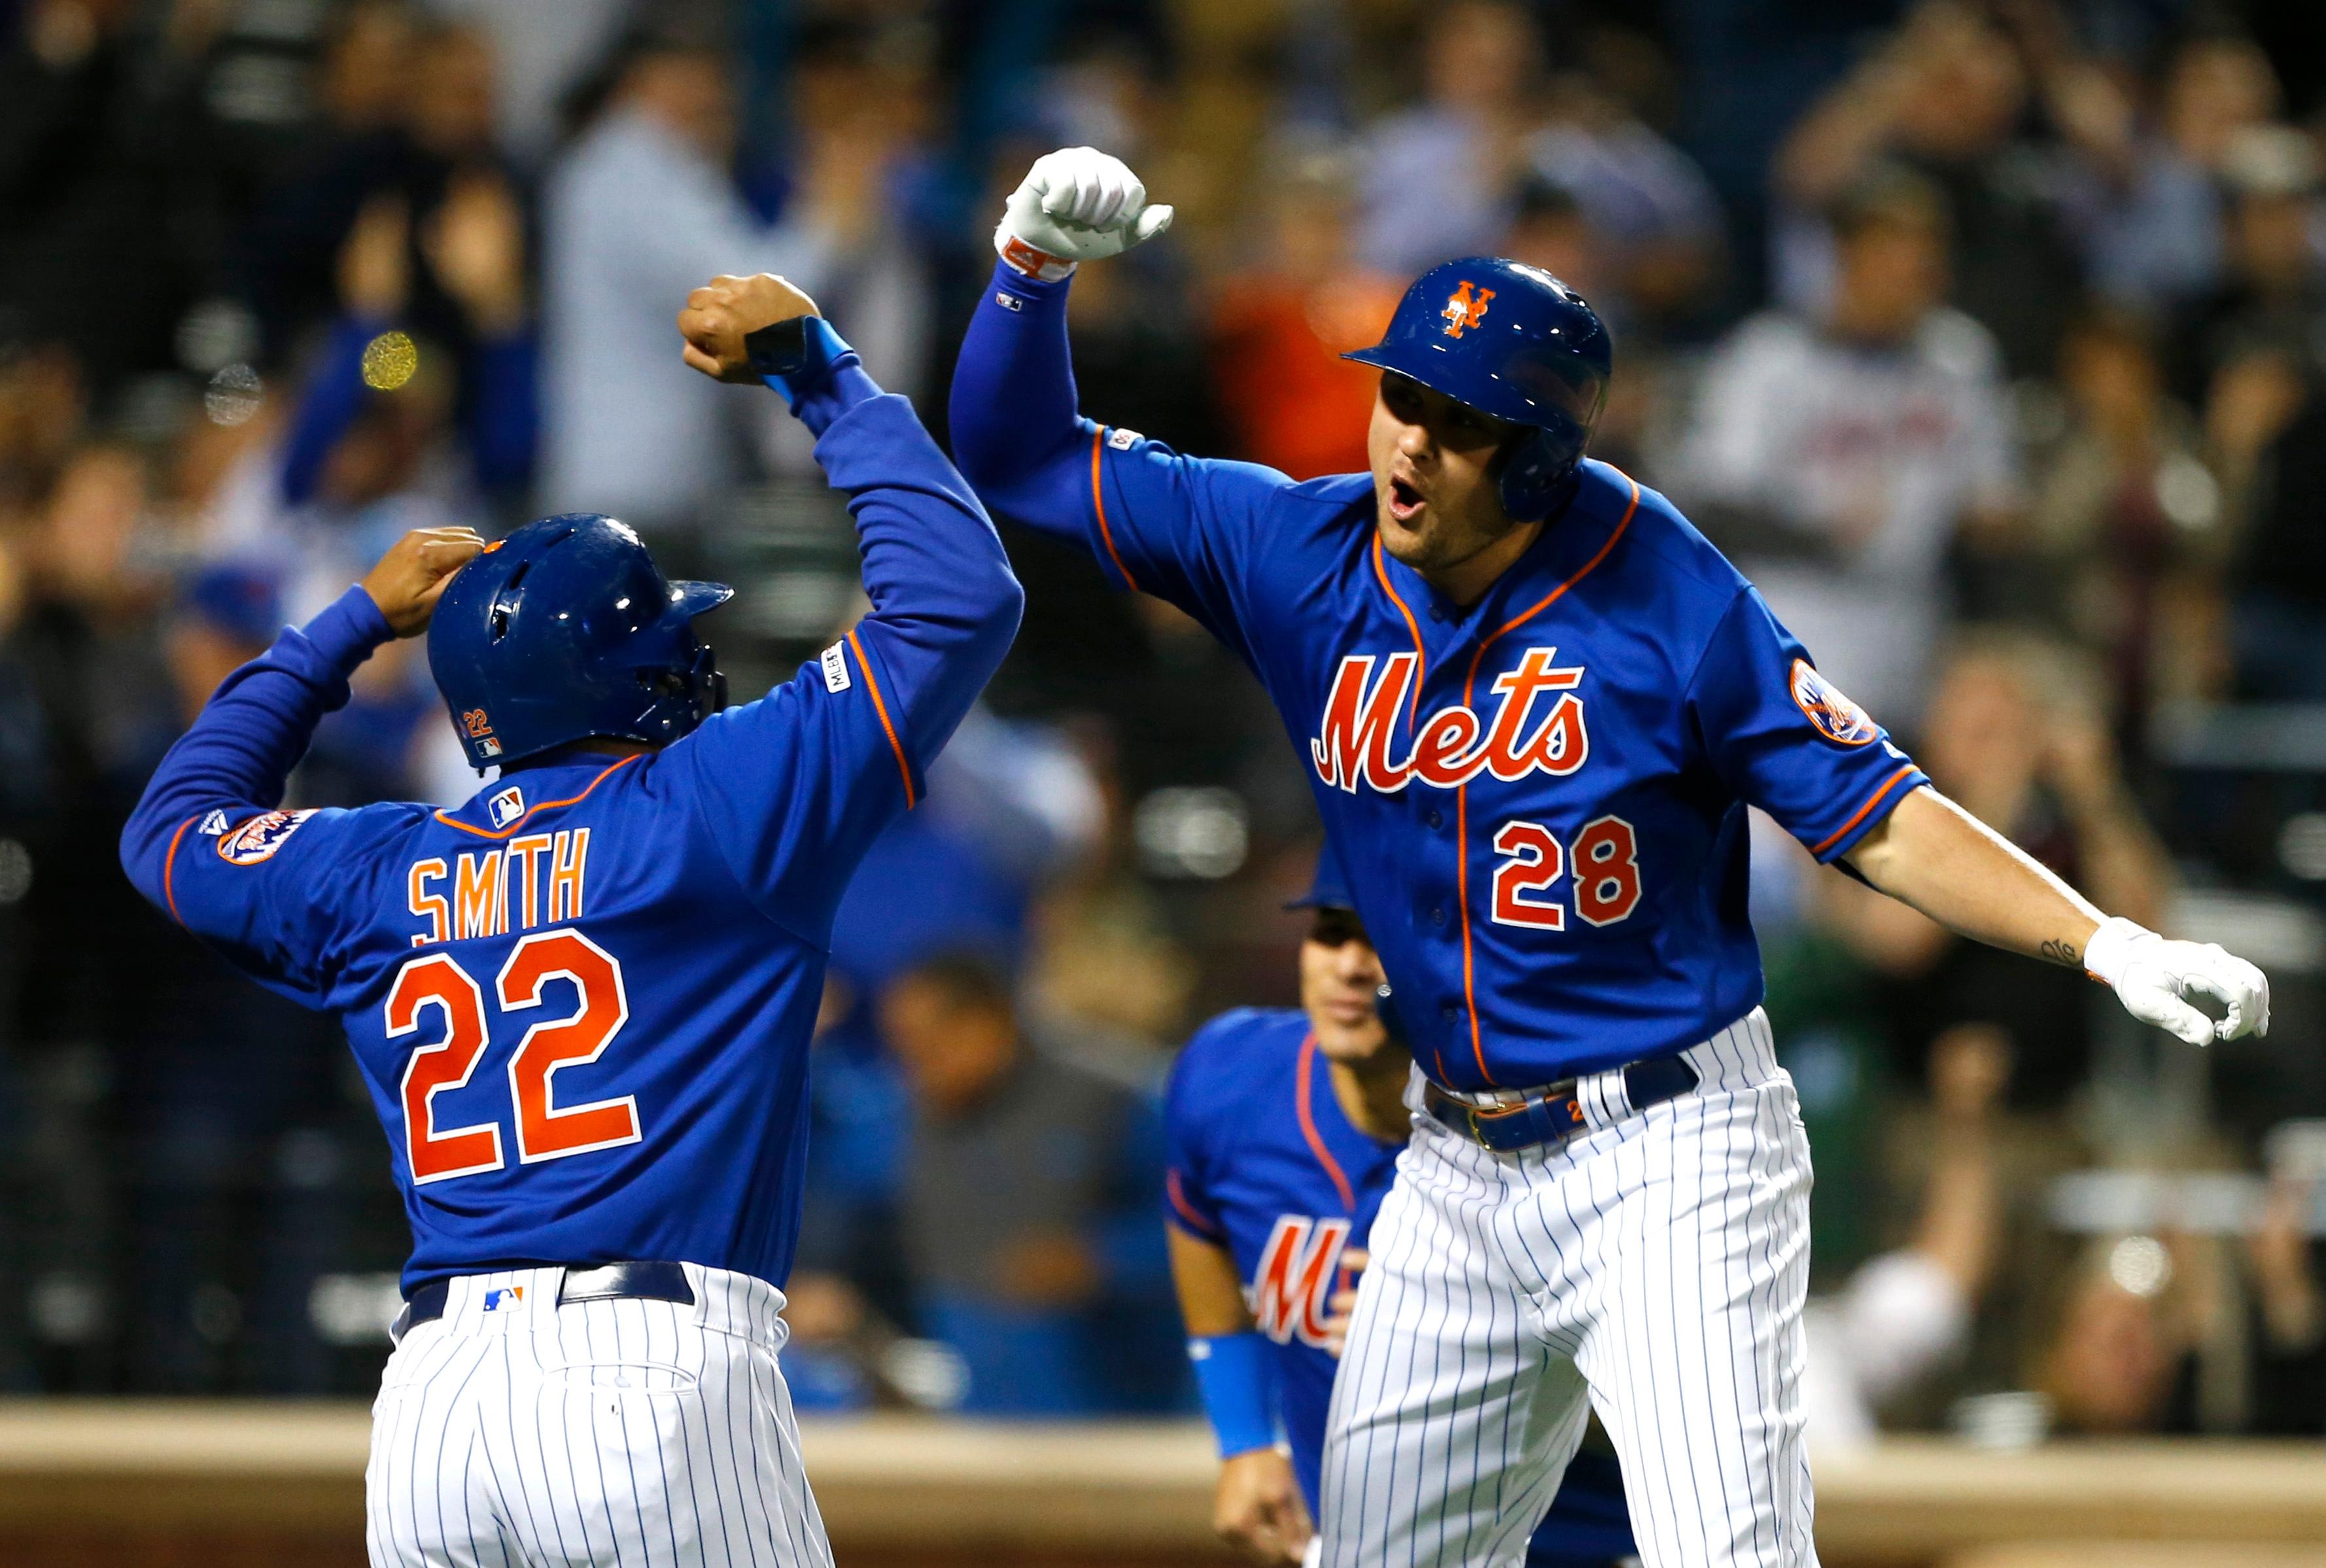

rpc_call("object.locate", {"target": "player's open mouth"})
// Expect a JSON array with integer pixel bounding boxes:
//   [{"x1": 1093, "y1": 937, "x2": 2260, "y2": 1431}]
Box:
[{"x1": 1387, "y1": 477, "x2": 1425, "y2": 521}]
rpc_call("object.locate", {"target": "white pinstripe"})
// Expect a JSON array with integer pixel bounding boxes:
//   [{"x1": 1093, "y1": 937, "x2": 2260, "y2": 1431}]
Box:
[
  {"x1": 366, "y1": 1264, "x2": 833, "y2": 1568},
  {"x1": 1319, "y1": 1009, "x2": 1816, "y2": 1568}
]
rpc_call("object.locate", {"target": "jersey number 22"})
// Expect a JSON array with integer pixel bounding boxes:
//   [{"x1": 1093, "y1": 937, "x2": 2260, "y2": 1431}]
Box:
[{"x1": 386, "y1": 930, "x2": 640, "y2": 1185}]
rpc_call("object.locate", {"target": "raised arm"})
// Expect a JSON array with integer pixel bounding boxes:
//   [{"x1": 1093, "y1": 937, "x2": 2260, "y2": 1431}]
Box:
[
  {"x1": 948, "y1": 146, "x2": 1172, "y2": 536},
  {"x1": 670, "y1": 275, "x2": 1023, "y2": 934},
  {"x1": 118, "y1": 529, "x2": 481, "y2": 998}
]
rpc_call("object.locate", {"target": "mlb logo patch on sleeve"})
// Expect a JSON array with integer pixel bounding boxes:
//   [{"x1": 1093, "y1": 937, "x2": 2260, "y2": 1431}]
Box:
[
  {"x1": 820, "y1": 642, "x2": 852, "y2": 693},
  {"x1": 1107, "y1": 428, "x2": 1141, "y2": 451},
  {"x1": 216, "y1": 809, "x2": 317, "y2": 865}
]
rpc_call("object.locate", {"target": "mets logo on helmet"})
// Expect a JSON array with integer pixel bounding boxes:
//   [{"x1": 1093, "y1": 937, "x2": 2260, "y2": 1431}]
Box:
[
  {"x1": 1789, "y1": 659, "x2": 1878, "y2": 746},
  {"x1": 216, "y1": 809, "x2": 318, "y2": 865},
  {"x1": 1441, "y1": 280, "x2": 1495, "y2": 338}
]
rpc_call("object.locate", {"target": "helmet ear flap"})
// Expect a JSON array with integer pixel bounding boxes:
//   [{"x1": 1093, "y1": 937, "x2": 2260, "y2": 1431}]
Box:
[{"x1": 1497, "y1": 425, "x2": 1583, "y2": 522}]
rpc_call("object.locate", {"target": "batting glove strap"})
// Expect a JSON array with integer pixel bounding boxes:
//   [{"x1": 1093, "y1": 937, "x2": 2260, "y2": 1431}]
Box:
[
  {"x1": 2084, "y1": 915, "x2": 2271, "y2": 1047},
  {"x1": 994, "y1": 146, "x2": 1175, "y2": 281},
  {"x1": 1188, "y1": 1331, "x2": 1276, "y2": 1460}
]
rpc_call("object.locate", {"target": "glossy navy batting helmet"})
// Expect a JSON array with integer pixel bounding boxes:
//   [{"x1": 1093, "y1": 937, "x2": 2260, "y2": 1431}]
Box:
[
  {"x1": 1343, "y1": 256, "x2": 1612, "y2": 521},
  {"x1": 428, "y1": 513, "x2": 735, "y2": 771}
]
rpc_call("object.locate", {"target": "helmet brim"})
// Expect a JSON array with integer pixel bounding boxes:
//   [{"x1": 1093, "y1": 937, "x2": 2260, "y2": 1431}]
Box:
[{"x1": 668, "y1": 580, "x2": 737, "y2": 619}]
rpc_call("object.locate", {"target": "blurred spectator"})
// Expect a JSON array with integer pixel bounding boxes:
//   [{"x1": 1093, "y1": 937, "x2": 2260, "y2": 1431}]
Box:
[
  {"x1": 0, "y1": 0, "x2": 233, "y2": 389},
  {"x1": 2064, "y1": 35, "x2": 2284, "y2": 310},
  {"x1": 1675, "y1": 167, "x2": 2016, "y2": 723},
  {"x1": 1907, "y1": 634, "x2": 2173, "y2": 1107},
  {"x1": 2168, "y1": 124, "x2": 2325, "y2": 409},
  {"x1": 1804, "y1": 1024, "x2": 2009, "y2": 1448},
  {"x1": 207, "y1": 194, "x2": 521, "y2": 802},
  {"x1": 1773, "y1": 0, "x2": 2085, "y2": 375},
  {"x1": 882, "y1": 953, "x2": 1176, "y2": 1415},
  {"x1": 540, "y1": 16, "x2": 839, "y2": 530},
  {"x1": 1525, "y1": 65, "x2": 1724, "y2": 331},
  {"x1": 2037, "y1": 1236, "x2": 2200, "y2": 1434},
  {"x1": 206, "y1": 192, "x2": 518, "y2": 601},
  {"x1": 427, "y1": 0, "x2": 633, "y2": 166},
  {"x1": 234, "y1": 9, "x2": 520, "y2": 368},
  {"x1": 2004, "y1": 305, "x2": 2227, "y2": 712},
  {"x1": 1355, "y1": 0, "x2": 1544, "y2": 277},
  {"x1": 1209, "y1": 149, "x2": 1400, "y2": 479},
  {"x1": 2223, "y1": 370, "x2": 2326, "y2": 700}
]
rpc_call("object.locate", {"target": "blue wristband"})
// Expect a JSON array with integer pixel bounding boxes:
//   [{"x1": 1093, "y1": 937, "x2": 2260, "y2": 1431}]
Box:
[
  {"x1": 748, "y1": 314, "x2": 854, "y2": 406},
  {"x1": 1188, "y1": 1332, "x2": 1275, "y2": 1459}
]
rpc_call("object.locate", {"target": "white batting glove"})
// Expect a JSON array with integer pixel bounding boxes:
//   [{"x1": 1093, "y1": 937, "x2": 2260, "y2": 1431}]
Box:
[
  {"x1": 994, "y1": 147, "x2": 1174, "y2": 282},
  {"x1": 2083, "y1": 916, "x2": 2270, "y2": 1047}
]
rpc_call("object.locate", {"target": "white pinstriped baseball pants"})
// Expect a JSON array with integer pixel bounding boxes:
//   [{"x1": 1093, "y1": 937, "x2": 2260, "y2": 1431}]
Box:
[
  {"x1": 1319, "y1": 1009, "x2": 1816, "y2": 1568},
  {"x1": 366, "y1": 1264, "x2": 832, "y2": 1568}
]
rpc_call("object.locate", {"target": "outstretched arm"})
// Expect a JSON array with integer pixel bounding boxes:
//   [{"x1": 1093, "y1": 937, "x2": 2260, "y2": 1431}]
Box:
[{"x1": 1845, "y1": 786, "x2": 2268, "y2": 1045}]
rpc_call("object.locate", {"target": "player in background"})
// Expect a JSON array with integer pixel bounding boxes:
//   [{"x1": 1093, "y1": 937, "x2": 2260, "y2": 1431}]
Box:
[
  {"x1": 1167, "y1": 848, "x2": 1634, "y2": 1568},
  {"x1": 950, "y1": 147, "x2": 2268, "y2": 1568},
  {"x1": 119, "y1": 273, "x2": 1021, "y2": 1567}
]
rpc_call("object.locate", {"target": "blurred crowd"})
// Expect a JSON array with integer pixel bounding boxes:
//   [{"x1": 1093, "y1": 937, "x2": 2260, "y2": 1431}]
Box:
[{"x1": 2, "y1": 0, "x2": 2324, "y2": 1440}]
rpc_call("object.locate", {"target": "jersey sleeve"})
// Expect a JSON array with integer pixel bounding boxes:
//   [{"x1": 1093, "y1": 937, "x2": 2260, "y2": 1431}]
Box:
[
  {"x1": 670, "y1": 634, "x2": 918, "y2": 946},
  {"x1": 671, "y1": 375, "x2": 1020, "y2": 946},
  {"x1": 153, "y1": 804, "x2": 402, "y2": 1005},
  {"x1": 1162, "y1": 1030, "x2": 1232, "y2": 1244},
  {"x1": 949, "y1": 262, "x2": 1288, "y2": 659},
  {"x1": 118, "y1": 585, "x2": 408, "y2": 1006},
  {"x1": 1686, "y1": 587, "x2": 1929, "y2": 863}
]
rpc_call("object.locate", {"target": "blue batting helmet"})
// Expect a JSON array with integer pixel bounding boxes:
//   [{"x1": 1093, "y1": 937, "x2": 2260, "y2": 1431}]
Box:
[
  {"x1": 1343, "y1": 256, "x2": 1612, "y2": 521},
  {"x1": 428, "y1": 513, "x2": 735, "y2": 771}
]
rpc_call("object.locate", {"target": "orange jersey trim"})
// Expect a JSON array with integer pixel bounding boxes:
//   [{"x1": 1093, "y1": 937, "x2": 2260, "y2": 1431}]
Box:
[
  {"x1": 1294, "y1": 1032, "x2": 1358, "y2": 1213},
  {"x1": 846, "y1": 628, "x2": 916, "y2": 810},
  {"x1": 434, "y1": 755, "x2": 639, "y2": 840},
  {"x1": 1450, "y1": 472, "x2": 1642, "y2": 1087},
  {"x1": 1810, "y1": 765, "x2": 1920, "y2": 858},
  {"x1": 1090, "y1": 429, "x2": 1141, "y2": 592},
  {"x1": 1165, "y1": 1170, "x2": 1222, "y2": 1237},
  {"x1": 163, "y1": 814, "x2": 197, "y2": 925},
  {"x1": 1370, "y1": 533, "x2": 1428, "y2": 725}
]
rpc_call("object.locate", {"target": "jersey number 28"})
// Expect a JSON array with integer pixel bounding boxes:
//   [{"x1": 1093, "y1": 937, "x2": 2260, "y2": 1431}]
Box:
[
  {"x1": 385, "y1": 930, "x2": 640, "y2": 1185},
  {"x1": 1490, "y1": 816, "x2": 1642, "y2": 931}
]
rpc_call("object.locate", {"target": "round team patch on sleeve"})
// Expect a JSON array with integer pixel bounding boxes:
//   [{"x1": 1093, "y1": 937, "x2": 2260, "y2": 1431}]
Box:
[
  {"x1": 1789, "y1": 659, "x2": 1878, "y2": 746},
  {"x1": 216, "y1": 809, "x2": 317, "y2": 865}
]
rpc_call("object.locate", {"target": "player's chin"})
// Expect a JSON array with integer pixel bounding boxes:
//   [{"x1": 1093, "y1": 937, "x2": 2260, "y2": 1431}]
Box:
[{"x1": 1373, "y1": 496, "x2": 1433, "y2": 563}]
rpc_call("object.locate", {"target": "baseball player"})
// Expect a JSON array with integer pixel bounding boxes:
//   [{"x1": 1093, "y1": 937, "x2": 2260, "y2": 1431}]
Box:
[
  {"x1": 1167, "y1": 848, "x2": 1635, "y2": 1568},
  {"x1": 949, "y1": 147, "x2": 2270, "y2": 1567},
  {"x1": 119, "y1": 273, "x2": 1023, "y2": 1567}
]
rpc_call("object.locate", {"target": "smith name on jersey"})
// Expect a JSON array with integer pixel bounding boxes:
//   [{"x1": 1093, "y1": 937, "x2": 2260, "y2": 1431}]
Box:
[{"x1": 954, "y1": 262, "x2": 1931, "y2": 1092}]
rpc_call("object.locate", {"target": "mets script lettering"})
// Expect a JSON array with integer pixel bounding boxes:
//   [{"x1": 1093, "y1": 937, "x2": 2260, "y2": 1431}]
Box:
[{"x1": 1312, "y1": 648, "x2": 1588, "y2": 793}]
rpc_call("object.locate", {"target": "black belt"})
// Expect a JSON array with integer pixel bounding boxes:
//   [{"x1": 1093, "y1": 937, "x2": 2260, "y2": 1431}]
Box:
[
  {"x1": 398, "y1": 1261, "x2": 696, "y2": 1337},
  {"x1": 1425, "y1": 1055, "x2": 1699, "y2": 1153}
]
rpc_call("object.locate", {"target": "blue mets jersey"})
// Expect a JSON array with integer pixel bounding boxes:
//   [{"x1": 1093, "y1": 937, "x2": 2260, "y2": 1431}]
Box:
[
  {"x1": 1164, "y1": 1008, "x2": 1635, "y2": 1563},
  {"x1": 120, "y1": 371, "x2": 1022, "y2": 1295},
  {"x1": 953, "y1": 263, "x2": 1929, "y2": 1090}
]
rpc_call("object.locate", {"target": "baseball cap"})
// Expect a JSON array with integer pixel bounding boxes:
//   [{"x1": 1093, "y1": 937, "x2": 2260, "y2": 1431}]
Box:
[{"x1": 1284, "y1": 843, "x2": 1358, "y2": 913}]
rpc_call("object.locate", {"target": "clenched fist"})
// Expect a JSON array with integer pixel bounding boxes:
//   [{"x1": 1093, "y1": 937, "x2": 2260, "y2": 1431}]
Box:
[
  {"x1": 362, "y1": 527, "x2": 487, "y2": 638},
  {"x1": 995, "y1": 147, "x2": 1173, "y2": 281},
  {"x1": 678, "y1": 273, "x2": 821, "y2": 384}
]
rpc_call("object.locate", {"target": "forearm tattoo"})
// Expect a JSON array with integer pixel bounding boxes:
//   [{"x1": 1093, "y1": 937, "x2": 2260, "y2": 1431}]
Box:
[{"x1": 2040, "y1": 938, "x2": 2081, "y2": 968}]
